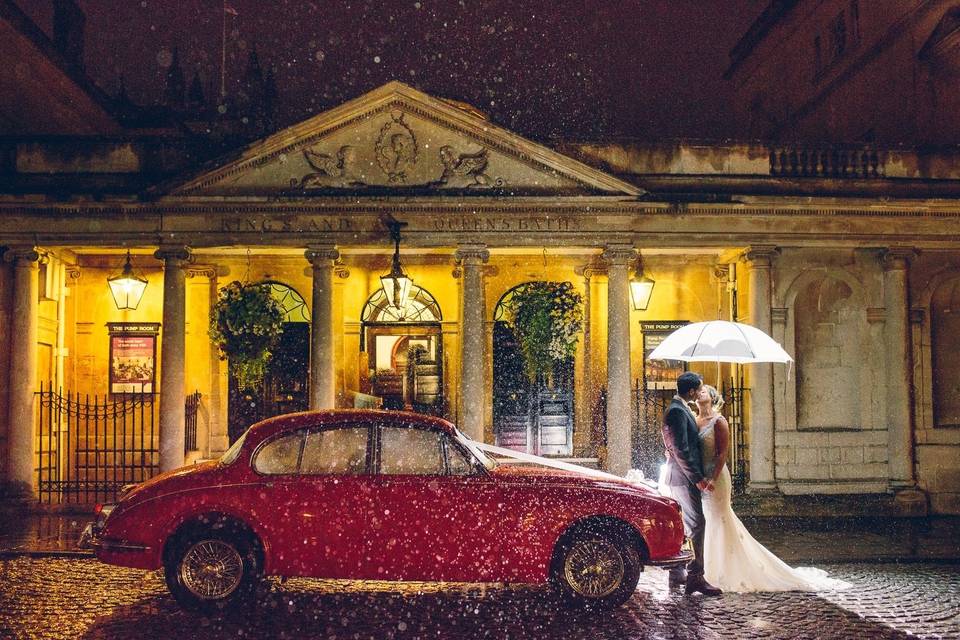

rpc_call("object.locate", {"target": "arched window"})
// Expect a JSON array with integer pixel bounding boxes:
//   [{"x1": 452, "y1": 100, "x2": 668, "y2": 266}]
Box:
[
  {"x1": 931, "y1": 277, "x2": 960, "y2": 427},
  {"x1": 360, "y1": 285, "x2": 441, "y2": 323},
  {"x1": 266, "y1": 281, "x2": 310, "y2": 323},
  {"x1": 794, "y1": 276, "x2": 860, "y2": 429}
]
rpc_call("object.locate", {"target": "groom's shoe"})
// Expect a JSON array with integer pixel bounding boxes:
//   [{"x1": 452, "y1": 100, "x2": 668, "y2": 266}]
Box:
[{"x1": 685, "y1": 577, "x2": 723, "y2": 597}]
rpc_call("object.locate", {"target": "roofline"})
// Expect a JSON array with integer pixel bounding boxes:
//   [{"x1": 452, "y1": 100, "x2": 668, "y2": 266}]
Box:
[
  {"x1": 0, "y1": 0, "x2": 120, "y2": 128},
  {"x1": 724, "y1": 0, "x2": 800, "y2": 80}
]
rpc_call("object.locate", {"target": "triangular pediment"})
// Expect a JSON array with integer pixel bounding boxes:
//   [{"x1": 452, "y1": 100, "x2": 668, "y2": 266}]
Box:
[{"x1": 167, "y1": 82, "x2": 642, "y2": 198}]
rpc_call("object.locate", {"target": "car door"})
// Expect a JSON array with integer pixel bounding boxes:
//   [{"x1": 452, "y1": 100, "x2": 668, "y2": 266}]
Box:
[
  {"x1": 366, "y1": 423, "x2": 504, "y2": 582},
  {"x1": 295, "y1": 424, "x2": 377, "y2": 578}
]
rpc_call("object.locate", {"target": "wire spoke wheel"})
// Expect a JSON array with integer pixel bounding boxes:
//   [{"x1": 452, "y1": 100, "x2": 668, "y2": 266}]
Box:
[
  {"x1": 563, "y1": 538, "x2": 625, "y2": 599},
  {"x1": 179, "y1": 539, "x2": 244, "y2": 600}
]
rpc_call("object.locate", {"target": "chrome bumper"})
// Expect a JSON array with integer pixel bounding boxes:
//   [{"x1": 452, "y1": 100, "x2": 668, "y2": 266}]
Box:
[{"x1": 648, "y1": 537, "x2": 695, "y2": 568}]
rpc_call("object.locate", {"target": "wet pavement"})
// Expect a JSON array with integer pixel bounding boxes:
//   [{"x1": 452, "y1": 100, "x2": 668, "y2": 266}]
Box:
[{"x1": 0, "y1": 558, "x2": 957, "y2": 639}]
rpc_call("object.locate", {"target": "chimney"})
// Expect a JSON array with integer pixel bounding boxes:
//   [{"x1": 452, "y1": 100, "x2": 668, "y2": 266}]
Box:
[{"x1": 53, "y1": 0, "x2": 85, "y2": 68}]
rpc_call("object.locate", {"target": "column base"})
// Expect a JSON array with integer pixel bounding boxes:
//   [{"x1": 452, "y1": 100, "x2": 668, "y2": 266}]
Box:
[
  {"x1": 747, "y1": 480, "x2": 779, "y2": 495},
  {"x1": 892, "y1": 486, "x2": 929, "y2": 517},
  {"x1": 0, "y1": 480, "x2": 34, "y2": 506}
]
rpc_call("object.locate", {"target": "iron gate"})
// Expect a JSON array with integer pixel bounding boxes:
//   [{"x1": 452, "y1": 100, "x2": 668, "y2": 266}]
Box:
[
  {"x1": 632, "y1": 378, "x2": 749, "y2": 494},
  {"x1": 36, "y1": 383, "x2": 201, "y2": 504}
]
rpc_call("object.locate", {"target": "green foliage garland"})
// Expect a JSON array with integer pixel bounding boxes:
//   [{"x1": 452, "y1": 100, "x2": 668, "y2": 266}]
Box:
[
  {"x1": 503, "y1": 281, "x2": 583, "y2": 383},
  {"x1": 209, "y1": 281, "x2": 285, "y2": 392}
]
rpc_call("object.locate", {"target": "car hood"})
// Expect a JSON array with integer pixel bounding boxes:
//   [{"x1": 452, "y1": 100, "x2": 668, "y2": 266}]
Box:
[{"x1": 491, "y1": 463, "x2": 659, "y2": 495}]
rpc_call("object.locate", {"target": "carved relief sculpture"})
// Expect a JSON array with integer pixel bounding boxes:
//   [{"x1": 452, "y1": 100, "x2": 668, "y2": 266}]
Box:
[
  {"x1": 375, "y1": 111, "x2": 418, "y2": 183},
  {"x1": 297, "y1": 144, "x2": 362, "y2": 188},
  {"x1": 434, "y1": 145, "x2": 505, "y2": 188}
]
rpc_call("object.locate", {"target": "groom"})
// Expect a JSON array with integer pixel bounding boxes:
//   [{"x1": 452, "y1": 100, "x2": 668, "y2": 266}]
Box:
[{"x1": 662, "y1": 371, "x2": 723, "y2": 596}]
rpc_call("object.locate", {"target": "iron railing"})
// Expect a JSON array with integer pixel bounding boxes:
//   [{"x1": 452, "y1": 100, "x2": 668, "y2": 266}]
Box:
[
  {"x1": 36, "y1": 382, "x2": 158, "y2": 505},
  {"x1": 184, "y1": 391, "x2": 202, "y2": 453},
  {"x1": 36, "y1": 383, "x2": 203, "y2": 504}
]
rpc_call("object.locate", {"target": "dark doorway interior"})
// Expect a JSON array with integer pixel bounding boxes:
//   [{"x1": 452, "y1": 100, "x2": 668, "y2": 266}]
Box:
[
  {"x1": 228, "y1": 322, "x2": 310, "y2": 443},
  {"x1": 493, "y1": 319, "x2": 574, "y2": 456}
]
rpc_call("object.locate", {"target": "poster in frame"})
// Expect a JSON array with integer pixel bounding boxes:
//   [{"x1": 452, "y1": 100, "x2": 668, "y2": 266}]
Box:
[
  {"x1": 640, "y1": 321, "x2": 689, "y2": 390},
  {"x1": 107, "y1": 322, "x2": 160, "y2": 394}
]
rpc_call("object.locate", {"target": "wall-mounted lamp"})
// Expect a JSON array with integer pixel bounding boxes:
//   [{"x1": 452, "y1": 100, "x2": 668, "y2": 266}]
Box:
[
  {"x1": 630, "y1": 256, "x2": 655, "y2": 311},
  {"x1": 107, "y1": 250, "x2": 148, "y2": 310},
  {"x1": 380, "y1": 218, "x2": 412, "y2": 310}
]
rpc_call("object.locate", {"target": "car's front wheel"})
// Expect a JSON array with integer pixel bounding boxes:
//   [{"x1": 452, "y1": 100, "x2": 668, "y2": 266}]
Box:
[
  {"x1": 553, "y1": 528, "x2": 642, "y2": 611},
  {"x1": 164, "y1": 522, "x2": 261, "y2": 613}
]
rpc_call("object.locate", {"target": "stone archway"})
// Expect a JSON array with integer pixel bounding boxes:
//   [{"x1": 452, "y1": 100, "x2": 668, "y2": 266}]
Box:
[{"x1": 227, "y1": 282, "x2": 310, "y2": 442}]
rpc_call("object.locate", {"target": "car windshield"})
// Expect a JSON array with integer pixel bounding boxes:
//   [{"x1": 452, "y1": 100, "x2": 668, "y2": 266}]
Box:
[
  {"x1": 454, "y1": 428, "x2": 496, "y2": 471},
  {"x1": 219, "y1": 430, "x2": 248, "y2": 465}
]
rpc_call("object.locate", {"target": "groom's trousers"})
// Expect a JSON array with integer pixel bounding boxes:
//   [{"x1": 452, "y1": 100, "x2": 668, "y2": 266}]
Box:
[{"x1": 669, "y1": 481, "x2": 705, "y2": 581}]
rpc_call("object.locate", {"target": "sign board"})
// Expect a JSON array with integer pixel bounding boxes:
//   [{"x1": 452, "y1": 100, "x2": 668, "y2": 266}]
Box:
[
  {"x1": 640, "y1": 321, "x2": 689, "y2": 390},
  {"x1": 107, "y1": 322, "x2": 160, "y2": 394}
]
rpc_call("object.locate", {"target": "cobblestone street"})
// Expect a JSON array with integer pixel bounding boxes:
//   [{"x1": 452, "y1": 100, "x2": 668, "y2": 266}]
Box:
[{"x1": 0, "y1": 558, "x2": 957, "y2": 639}]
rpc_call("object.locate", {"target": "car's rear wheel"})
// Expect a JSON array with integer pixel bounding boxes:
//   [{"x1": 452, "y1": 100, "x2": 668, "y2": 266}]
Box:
[
  {"x1": 164, "y1": 521, "x2": 261, "y2": 613},
  {"x1": 553, "y1": 528, "x2": 641, "y2": 611}
]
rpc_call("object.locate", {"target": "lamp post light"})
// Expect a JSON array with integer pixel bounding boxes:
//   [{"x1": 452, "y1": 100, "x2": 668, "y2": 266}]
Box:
[
  {"x1": 630, "y1": 259, "x2": 655, "y2": 311},
  {"x1": 107, "y1": 250, "x2": 148, "y2": 310},
  {"x1": 380, "y1": 218, "x2": 412, "y2": 310}
]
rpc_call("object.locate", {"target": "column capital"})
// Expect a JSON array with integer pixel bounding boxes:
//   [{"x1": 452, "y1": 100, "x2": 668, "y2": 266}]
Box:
[
  {"x1": 185, "y1": 265, "x2": 217, "y2": 279},
  {"x1": 455, "y1": 244, "x2": 489, "y2": 264},
  {"x1": 601, "y1": 244, "x2": 636, "y2": 266},
  {"x1": 771, "y1": 307, "x2": 788, "y2": 324},
  {"x1": 305, "y1": 244, "x2": 340, "y2": 266},
  {"x1": 882, "y1": 246, "x2": 917, "y2": 270},
  {"x1": 3, "y1": 246, "x2": 40, "y2": 264},
  {"x1": 742, "y1": 245, "x2": 779, "y2": 267},
  {"x1": 154, "y1": 245, "x2": 191, "y2": 265},
  {"x1": 575, "y1": 263, "x2": 607, "y2": 280},
  {"x1": 910, "y1": 308, "x2": 926, "y2": 325}
]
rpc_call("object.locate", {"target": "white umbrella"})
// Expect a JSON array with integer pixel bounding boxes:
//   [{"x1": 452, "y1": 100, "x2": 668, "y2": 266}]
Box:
[{"x1": 647, "y1": 320, "x2": 793, "y2": 364}]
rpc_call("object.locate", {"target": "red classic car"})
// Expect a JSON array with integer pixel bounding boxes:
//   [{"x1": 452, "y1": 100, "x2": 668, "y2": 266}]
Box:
[{"x1": 87, "y1": 409, "x2": 691, "y2": 612}]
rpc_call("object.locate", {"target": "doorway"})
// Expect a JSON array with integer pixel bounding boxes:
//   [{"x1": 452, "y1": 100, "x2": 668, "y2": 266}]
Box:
[
  {"x1": 493, "y1": 282, "x2": 574, "y2": 456},
  {"x1": 228, "y1": 283, "x2": 310, "y2": 443},
  {"x1": 360, "y1": 285, "x2": 444, "y2": 416}
]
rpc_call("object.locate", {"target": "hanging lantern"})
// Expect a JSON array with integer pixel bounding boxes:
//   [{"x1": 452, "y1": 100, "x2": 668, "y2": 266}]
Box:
[
  {"x1": 630, "y1": 258, "x2": 655, "y2": 311},
  {"x1": 107, "y1": 250, "x2": 148, "y2": 310},
  {"x1": 380, "y1": 219, "x2": 413, "y2": 310}
]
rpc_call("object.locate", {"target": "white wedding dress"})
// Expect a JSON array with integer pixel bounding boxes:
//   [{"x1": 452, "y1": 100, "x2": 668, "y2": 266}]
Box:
[{"x1": 696, "y1": 415, "x2": 850, "y2": 593}]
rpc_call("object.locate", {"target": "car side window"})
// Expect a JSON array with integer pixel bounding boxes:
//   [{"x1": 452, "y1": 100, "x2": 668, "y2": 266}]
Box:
[
  {"x1": 301, "y1": 427, "x2": 370, "y2": 475},
  {"x1": 380, "y1": 427, "x2": 445, "y2": 475},
  {"x1": 445, "y1": 439, "x2": 476, "y2": 476},
  {"x1": 253, "y1": 432, "x2": 304, "y2": 475}
]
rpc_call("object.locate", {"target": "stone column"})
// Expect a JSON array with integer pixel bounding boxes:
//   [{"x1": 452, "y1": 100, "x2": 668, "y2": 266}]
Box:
[
  {"x1": 883, "y1": 247, "x2": 917, "y2": 489},
  {"x1": 603, "y1": 245, "x2": 636, "y2": 476},
  {"x1": 745, "y1": 245, "x2": 777, "y2": 493},
  {"x1": 4, "y1": 247, "x2": 40, "y2": 494},
  {"x1": 456, "y1": 244, "x2": 489, "y2": 441},
  {"x1": 306, "y1": 245, "x2": 340, "y2": 410},
  {"x1": 155, "y1": 245, "x2": 191, "y2": 473}
]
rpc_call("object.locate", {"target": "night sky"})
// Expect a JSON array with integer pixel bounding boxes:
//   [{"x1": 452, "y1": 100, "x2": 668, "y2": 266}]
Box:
[{"x1": 22, "y1": 1, "x2": 755, "y2": 141}]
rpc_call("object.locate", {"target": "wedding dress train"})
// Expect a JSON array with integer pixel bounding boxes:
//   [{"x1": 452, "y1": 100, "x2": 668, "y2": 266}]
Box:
[{"x1": 696, "y1": 416, "x2": 850, "y2": 593}]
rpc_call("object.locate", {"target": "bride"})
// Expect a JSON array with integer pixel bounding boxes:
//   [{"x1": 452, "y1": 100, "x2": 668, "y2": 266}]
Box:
[{"x1": 693, "y1": 384, "x2": 850, "y2": 592}]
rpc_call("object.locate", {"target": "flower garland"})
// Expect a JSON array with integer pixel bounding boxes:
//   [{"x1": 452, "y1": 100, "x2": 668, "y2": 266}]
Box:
[
  {"x1": 209, "y1": 281, "x2": 285, "y2": 391},
  {"x1": 503, "y1": 281, "x2": 583, "y2": 383}
]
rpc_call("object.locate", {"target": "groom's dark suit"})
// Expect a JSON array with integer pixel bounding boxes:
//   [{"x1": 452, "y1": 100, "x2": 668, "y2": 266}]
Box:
[{"x1": 662, "y1": 395, "x2": 707, "y2": 582}]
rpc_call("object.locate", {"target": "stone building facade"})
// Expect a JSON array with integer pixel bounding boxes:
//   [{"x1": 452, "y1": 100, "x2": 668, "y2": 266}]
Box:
[
  {"x1": 1, "y1": 1, "x2": 959, "y2": 514},
  {"x1": 726, "y1": 0, "x2": 960, "y2": 144}
]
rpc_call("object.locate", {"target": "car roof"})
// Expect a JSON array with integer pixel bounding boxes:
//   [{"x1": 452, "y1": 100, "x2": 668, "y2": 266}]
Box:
[{"x1": 245, "y1": 409, "x2": 458, "y2": 443}]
